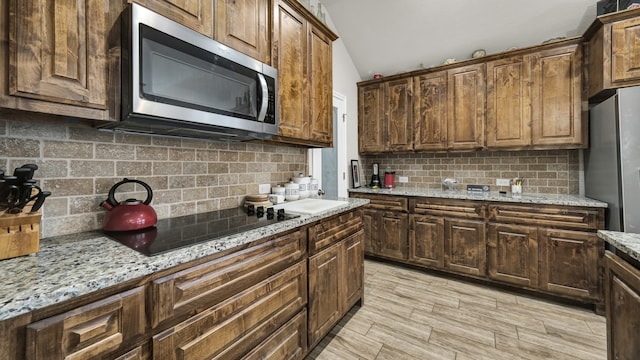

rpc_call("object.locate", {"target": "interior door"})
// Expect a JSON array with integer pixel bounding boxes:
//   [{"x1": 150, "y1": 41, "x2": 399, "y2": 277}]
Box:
[{"x1": 312, "y1": 92, "x2": 348, "y2": 197}]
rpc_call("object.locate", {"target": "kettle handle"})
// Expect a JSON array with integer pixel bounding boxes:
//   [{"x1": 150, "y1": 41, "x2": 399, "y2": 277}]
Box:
[{"x1": 107, "y1": 178, "x2": 153, "y2": 206}]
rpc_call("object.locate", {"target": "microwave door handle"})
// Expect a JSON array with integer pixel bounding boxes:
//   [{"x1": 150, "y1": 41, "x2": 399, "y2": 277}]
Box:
[{"x1": 257, "y1": 73, "x2": 269, "y2": 122}]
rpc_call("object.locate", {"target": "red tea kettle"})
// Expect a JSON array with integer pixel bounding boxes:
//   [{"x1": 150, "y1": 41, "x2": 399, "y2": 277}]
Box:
[{"x1": 100, "y1": 178, "x2": 157, "y2": 231}]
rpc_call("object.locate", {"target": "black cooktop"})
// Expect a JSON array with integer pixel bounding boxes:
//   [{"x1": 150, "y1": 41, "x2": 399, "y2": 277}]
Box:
[{"x1": 103, "y1": 206, "x2": 299, "y2": 256}]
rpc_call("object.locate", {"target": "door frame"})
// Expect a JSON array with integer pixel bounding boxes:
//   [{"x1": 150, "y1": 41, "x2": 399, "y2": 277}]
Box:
[{"x1": 309, "y1": 91, "x2": 348, "y2": 197}]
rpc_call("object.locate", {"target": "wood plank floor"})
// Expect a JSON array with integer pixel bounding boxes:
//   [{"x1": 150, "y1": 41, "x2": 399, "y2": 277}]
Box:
[{"x1": 306, "y1": 259, "x2": 607, "y2": 360}]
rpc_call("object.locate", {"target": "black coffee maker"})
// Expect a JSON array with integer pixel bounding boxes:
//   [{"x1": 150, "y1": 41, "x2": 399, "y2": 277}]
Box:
[{"x1": 370, "y1": 163, "x2": 381, "y2": 188}]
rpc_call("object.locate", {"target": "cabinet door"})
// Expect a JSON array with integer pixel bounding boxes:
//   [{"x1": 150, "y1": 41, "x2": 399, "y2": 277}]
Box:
[
  {"x1": 358, "y1": 83, "x2": 385, "y2": 153},
  {"x1": 377, "y1": 211, "x2": 409, "y2": 260},
  {"x1": 308, "y1": 242, "x2": 342, "y2": 348},
  {"x1": 444, "y1": 218, "x2": 486, "y2": 276},
  {"x1": 487, "y1": 223, "x2": 538, "y2": 287},
  {"x1": 605, "y1": 251, "x2": 640, "y2": 360},
  {"x1": 9, "y1": 0, "x2": 115, "y2": 109},
  {"x1": 384, "y1": 77, "x2": 413, "y2": 151},
  {"x1": 409, "y1": 214, "x2": 444, "y2": 268},
  {"x1": 344, "y1": 230, "x2": 365, "y2": 310},
  {"x1": 612, "y1": 17, "x2": 640, "y2": 84},
  {"x1": 214, "y1": 0, "x2": 270, "y2": 63},
  {"x1": 133, "y1": 0, "x2": 213, "y2": 37},
  {"x1": 273, "y1": 1, "x2": 308, "y2": 139},
  {"x1": 413, "y1": 71, "x2": 448, "y2": 151},
  {"x1": 362, "y1": 208, "x2": 376, "y2": 255},
  {"x1": 447, "y1": 63, "x2": 486, "y2": 150},
  {"x1": 530, "y1": 45, "x2": 583, "y2": 147},
  {"x1": 308, "y1": 25, "x2": 333, "y2": 145},
  {"x1": 486, "y1": 56, "x2": 532, "y2": 148},
  {"x1": 26, "y1": 287, "x2": 147, "y2": 360},
  {"x1": 539, "y1": 229, "x2": 601, "y2": 300}
]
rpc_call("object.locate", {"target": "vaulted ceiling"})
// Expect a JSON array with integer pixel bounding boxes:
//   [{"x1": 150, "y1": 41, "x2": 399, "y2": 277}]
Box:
[{"x1": 321, "y1": 0, "x2": 598, "y2": 80}]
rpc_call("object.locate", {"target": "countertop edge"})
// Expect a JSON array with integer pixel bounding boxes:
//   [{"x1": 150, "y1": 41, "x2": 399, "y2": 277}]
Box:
[
  {"x1": 598, "y1": 230, "x2": 640, "y2": 263},
  {"x1": 349, "y1": 188, "x2": 608, "y2": 208}
]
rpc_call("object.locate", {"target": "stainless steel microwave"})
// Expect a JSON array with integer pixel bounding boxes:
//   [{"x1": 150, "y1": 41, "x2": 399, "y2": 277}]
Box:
[{"x1": 100, "y1": 4, "x2": 278, "y2": 141}]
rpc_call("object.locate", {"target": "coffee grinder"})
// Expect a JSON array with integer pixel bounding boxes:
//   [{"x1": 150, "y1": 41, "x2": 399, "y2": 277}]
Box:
[{"x1": 370, "y1": 163, "x2": 381, "y2": 188}]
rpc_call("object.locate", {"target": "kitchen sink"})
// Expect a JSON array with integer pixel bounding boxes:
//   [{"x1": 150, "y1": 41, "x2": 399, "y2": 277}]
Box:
[{"x1": 273, "y1": 198, "x2": 349, "y2": 215}]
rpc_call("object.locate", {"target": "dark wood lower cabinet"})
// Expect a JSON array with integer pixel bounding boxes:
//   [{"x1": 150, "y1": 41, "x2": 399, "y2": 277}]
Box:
[
  {"x1": 357, "y1": 193, "x2": 605, "y2": 307},
  {"x1": 445, "y1": 218, "x2": 486, "y2": 277},
  {"x1": 539, "y1": 229, "x2": 601, "y2": 301},
  {"x1": 409, "y1": 215, "x2": 444, "y2": 268},
  {"x1": 152, "y1": 261, "x2": 307, "y2": 360},
  {"x1": 308, "y1": 229, "x2": 364, "y2": 348},
  {"x1": 2, "y1": 208, "x2": 366, "y2": 360},
  {"x1": 487, "y1": 223, "x2": 538, "y2": 287},
  {"x1": 605, "y1": 251, "x2": 640, "y2": 360}
]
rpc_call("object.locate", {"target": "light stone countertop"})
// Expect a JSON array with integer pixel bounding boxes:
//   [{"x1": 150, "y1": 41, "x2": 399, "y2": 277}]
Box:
[
  {"x1": 598, "y1": 230, "x2": 640, "y2": 263},
  {"x1": 0, "y1": 198, "x2": 368, "y2": 322},
  {"x1": 349, "y1": 187, "x2": 607, "y2": 208}
]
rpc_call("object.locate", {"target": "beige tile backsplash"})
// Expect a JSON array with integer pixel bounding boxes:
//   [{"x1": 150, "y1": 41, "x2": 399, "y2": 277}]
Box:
[
  {"x1": 361, "y1": 150, "x2": 580, "y2": 194},
  {"x1": 0, "y1": 114, "x2": 306, "y2": 238}
]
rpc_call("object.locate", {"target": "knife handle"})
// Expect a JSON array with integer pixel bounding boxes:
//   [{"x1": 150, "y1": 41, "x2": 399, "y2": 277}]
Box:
[{"x1": 30, "y1": 191, "x2": 51, "y2": 213}]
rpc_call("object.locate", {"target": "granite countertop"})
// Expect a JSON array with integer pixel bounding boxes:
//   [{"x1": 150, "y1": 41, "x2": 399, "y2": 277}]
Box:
[
  {"x1": 0, "y1": 197, "x2": 368, "y2": 322},
  {"x1": 598, "y1": 230, "x2": 640, "y2": 263},
  {"x1": 349, "y1": 187, "x2": 607, "y2": 208}
]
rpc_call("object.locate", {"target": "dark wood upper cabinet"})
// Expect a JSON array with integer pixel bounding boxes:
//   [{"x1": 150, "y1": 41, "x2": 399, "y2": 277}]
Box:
[
  {"x1": 447, "y1": 63, "x2": 486, "y2": 150},
  {"x1": 585, "y1": 10, "x2": 640, "y2": 100},
  {"x1": 133, "y1": 0, "x2": 213, "y2": 36},
  {"x1": 413, "y1": 71, "x2": 448, "y2": 151},
  {"x1": 214, "y1": 0, "x2": 271, "y2": 64},
  {"x1": 385, "y1": 77, "x2": 414, "y2": 151},
  {"x1": 272, "y1": 0, "x2": 337, "y2": 147},
  {"x1": 486, "y1": 55, "x2": 532, "y2": 148},
  {"x1": 273, "y1": 1, "x2": 308, "y2": 140},
  {"x1": 5, "y1": 0, "x2": 124, "y2": 120},
  {"x1": 530, "y1": 45, "x2": 584, "y2": 147},
  {"x1": 358, "y1": 83, "x2": 385, "y2": 153}
]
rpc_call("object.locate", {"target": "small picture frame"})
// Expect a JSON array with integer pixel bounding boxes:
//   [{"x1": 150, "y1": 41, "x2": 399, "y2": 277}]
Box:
[{"x1": 351, "y1": 160, "x2": 361, "y2": 188}]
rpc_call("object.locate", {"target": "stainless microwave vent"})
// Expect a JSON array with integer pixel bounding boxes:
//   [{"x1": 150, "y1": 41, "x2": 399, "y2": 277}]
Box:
[{"x1": 99, "y1": 3, "x2": 278, "y2": 142}]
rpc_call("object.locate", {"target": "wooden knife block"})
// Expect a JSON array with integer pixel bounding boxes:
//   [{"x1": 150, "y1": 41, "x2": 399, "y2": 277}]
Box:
[{"x1": 0, "y1": 210, "x2": 41, "y2": 260}]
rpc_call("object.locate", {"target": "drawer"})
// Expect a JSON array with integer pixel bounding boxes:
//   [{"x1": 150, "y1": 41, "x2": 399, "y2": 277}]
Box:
[
  {"x1": 308, "y1": 209, "x2": 363, "y2": 254},
  {"x1": 488, "y1": 204, "x2": 603, "y2": 230},
  {"x1": 152, "y1": 261, "x2": 307, "y2": 360},
  {"x1": 150, "y1": 229, "x2": 306, "y2": 328},
  {"x1": 243, "y1": 309, "x2": 307, "y2": 360},
  {"x1": 350, "y1": 193, "x2": 408, "y2": 212},
  {"x1": 26, "y1": 287, "x2": 146, "y2": 360},
  {"x1": 411, "y1": 198, "x2": 485, "y2": 219}
]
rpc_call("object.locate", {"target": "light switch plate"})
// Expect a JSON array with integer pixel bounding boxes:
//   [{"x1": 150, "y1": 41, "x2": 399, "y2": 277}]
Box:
[
  {"x1": 398, "y1": 176, "x2": 409, "y2": 183},
  {"x1": 496, "y1": 178, "x2": 510, "y2": 186},
  {"x1": 258, "y1": 184, "x2": 271, "y2": 194}
]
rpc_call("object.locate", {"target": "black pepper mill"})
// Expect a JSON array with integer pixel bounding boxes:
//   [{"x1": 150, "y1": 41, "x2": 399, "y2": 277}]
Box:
[{"x1": 370, "y1": 163, "x2": 381, "y2": 188}]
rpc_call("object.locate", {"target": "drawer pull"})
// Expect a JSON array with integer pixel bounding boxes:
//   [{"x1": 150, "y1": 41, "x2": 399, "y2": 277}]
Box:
[{"x1": 70, "y1": 313, "x2": 116, "y2": 344}]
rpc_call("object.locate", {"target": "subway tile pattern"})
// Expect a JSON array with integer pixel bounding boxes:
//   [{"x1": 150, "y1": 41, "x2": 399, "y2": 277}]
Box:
[
  {"x1": 0, "y1": 116, "x2": 306, "y2": 237},
  {"x1": 361, "y1": 150, "x2": 580, "y2": 194}
]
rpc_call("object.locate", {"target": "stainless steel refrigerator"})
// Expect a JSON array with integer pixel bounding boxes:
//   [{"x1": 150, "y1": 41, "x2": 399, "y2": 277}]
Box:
[{"x1": 584, "y1": 86, "x2": 640, "y2": 233}]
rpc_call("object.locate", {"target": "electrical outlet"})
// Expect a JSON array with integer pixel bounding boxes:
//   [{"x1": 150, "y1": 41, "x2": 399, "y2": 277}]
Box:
[
  {"x1": 496, "y1": 178, "x2": 510, "y2": 186},
  {"x1": 399, "y1": 176, "x2": 409, "y2": 183},
  {"x1": 258, "y1": 183, "x2": 271, "y2": 194}
]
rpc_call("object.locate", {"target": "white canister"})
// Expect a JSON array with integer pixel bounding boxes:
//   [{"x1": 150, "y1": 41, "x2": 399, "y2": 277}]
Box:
[
  {"x1": 291, "y1": 173, "x2": 311, "y2": 199},
  {"x1": 272, "y1": 185, "x2": 285, "y2": 196},
  {"x1": 284, "y1": 181, "x2": 300, "y2": 201}
]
